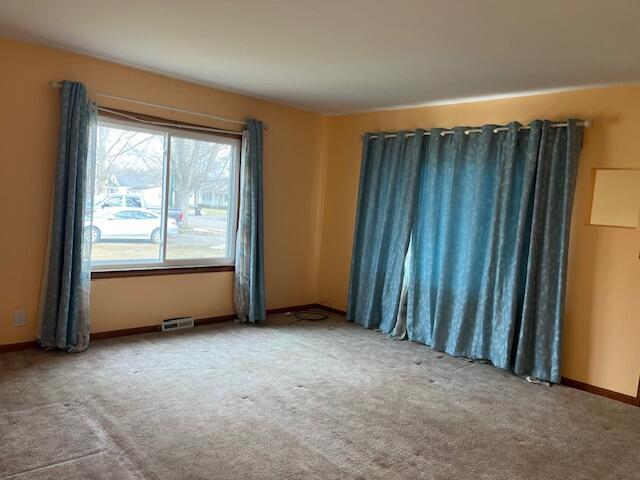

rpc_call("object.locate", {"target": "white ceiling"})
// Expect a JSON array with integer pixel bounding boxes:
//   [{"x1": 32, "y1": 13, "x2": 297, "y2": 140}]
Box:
[{"x1": 1, "y1": 0, "x2": 639, "y2": 114}]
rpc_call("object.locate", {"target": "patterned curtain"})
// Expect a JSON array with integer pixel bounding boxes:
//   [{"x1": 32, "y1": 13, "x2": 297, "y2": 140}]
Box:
[
  {"x1": 38, "y1": 81, "x2": 97, "y2": 352},
  {"x1": 347, "y1": 131, "x2": 423, "y2": 332},
  {"x1": 234, "y1": 119, "x2": 266, "y2": 323},
  {"x1": 348, "y1": 121, "x2": 583, "y2": 383}
]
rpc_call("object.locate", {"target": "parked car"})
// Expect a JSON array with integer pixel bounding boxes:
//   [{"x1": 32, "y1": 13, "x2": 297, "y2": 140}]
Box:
[
  {"x1": 87, "y1": 208, "x2": 179, "y2": 243},
  {"x1": 94, "y1": 194, "x2": 185, "y2": 225}
]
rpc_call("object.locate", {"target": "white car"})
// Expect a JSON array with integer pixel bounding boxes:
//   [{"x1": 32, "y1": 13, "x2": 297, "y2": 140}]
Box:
[{"x1": 87, "y1": 208, "x2": 179, "y2": 243}]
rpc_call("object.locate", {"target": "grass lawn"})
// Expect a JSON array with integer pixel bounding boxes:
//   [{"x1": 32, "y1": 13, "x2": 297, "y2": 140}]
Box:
[
  {"x1": 201, "y1": 208, "x2": 228, "y2": 216},
  {"x1": 91, "y1": 243, "x2": 226, "y2": 261}
]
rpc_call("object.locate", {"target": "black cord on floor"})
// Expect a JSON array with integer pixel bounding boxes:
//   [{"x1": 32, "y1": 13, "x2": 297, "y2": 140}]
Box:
[
  {"x1": 283, "y1": 302, "x2": 334, "y2": 324},
  {"x1": 293, "y1": 308, "x2": 330, "y2": 321}
]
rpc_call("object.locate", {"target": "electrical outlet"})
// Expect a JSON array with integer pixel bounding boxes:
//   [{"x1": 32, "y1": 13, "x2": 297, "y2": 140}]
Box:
[{"x1": 13, "y1": 310, "x2": 26, "y2": 327}]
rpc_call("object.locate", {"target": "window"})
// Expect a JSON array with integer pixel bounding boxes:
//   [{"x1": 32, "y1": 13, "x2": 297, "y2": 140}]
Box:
[{"x1": 90, "y1": 116, "x2": 240, "y2": 271}]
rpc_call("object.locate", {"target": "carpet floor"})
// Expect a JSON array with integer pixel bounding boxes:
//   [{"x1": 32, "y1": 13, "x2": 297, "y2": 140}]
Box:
[{"x1": 1, "y1": 314, "x2": 638, "y2": 479}]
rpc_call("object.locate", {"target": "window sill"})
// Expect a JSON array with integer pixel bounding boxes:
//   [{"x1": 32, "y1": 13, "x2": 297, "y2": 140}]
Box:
[{"x1": 91, "y1": 265, "x2": 234, "y2": 279}]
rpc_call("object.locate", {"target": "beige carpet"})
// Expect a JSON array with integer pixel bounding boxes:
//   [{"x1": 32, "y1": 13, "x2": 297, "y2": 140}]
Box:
[{"x1": 1, "y1": 314, "x2": 638, "y2": 479}]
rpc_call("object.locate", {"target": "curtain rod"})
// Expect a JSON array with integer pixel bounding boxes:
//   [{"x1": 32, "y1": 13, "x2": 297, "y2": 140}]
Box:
[
  {"x1": 97, "y1": 107, "x2": 243, "y2": 137},
  {"x1": 364, "y1": 120, "x2": 591, "y2": 140},
  {"x1": 49, "y1": 80, "x2": 253, "y2": 128}
]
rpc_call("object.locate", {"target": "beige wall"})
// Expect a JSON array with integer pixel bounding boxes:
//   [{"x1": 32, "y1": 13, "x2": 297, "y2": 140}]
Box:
[
  {"x1": 0, "y1": 38, "x2": 326, "y2": 343},
  {"x1": 1, "y1": 37, "x2": 638, "y2": 398},
  {"x1": 318, "y1": 86, "x2": 640, "y2": 397}
]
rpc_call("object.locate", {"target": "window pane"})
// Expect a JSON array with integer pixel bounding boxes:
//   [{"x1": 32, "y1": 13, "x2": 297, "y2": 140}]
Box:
[
  {"x1": 90, "y1": 122, "x2": 166, "y2": 265},
  {"x1": 166, "y1": 136, "x2": 235, "y2": 261}
]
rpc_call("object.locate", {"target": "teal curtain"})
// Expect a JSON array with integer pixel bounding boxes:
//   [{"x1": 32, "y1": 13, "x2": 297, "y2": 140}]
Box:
[
  {"x1": 347, "y1": 131, "x2": 423, "y2": 332},
  {"x1": 348, "y1": 120, "x2": 583, "y2": 383},
  {"x1": 234, "y1": 119, "x2": 266, "y2": 323},
  {"x1": 38, "y1": 81, "x2": 97, "y2": 352}
]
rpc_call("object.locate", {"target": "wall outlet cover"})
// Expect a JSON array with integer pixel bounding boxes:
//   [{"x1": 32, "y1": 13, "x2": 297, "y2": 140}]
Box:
[{"x1": 13, "y1": 310, "x2": 26, "y2": 327}]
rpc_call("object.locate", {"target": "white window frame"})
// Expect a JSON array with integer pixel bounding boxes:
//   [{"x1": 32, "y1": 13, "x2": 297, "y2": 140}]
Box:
[{"x1": 91, "y1": 115, "x2": 241, "y2": 272}]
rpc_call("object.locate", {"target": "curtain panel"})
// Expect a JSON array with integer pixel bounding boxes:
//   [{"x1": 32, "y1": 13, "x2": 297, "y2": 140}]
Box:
[
  {"x1": 347, "y1": 132, "x2": 423, "y2": 332},
  {"x1": 234, "y1": 119, "x2": 266, "y2": 323},
  {"x1": 38, "y1": 81, "x2": 97, "y2": 352},
  {"x1": 347, "y1": 121, "x2": 583, "y2": 383}
]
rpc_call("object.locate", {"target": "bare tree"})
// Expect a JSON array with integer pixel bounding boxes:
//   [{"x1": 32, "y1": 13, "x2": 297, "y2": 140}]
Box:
[
  {"x1": 95, "y1": 126, "x2": 232, "y2": 216},
  {"x1": 169, "y1": 138, "x2": 230, "y2": 210},
  {"x1": 95, "y1": 128, "x2": 157, "y2": 195}
]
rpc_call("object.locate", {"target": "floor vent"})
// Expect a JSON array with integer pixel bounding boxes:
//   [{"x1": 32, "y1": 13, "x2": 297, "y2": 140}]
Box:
[{"x1": 162, "y1": 317, "x2": 195, "y2": 332}]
